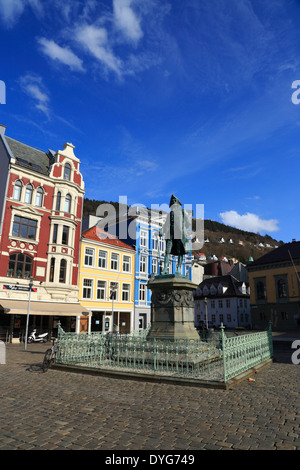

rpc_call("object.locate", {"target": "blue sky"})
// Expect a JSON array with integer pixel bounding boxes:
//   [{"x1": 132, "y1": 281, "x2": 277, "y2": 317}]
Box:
[{"x1": 0, "y1": 0, "x2": 300, "y2": 243}]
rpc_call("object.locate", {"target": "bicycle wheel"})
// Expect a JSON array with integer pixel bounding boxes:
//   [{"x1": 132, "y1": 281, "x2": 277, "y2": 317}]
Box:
[{"x1": 43, "y1": 349, "x2": 53, "y2": 372}]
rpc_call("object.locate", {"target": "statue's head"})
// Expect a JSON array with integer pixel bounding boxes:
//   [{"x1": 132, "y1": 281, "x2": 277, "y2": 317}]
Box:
[{"x1": 170, "y1": 194, "x2": 182, "y2": 207}]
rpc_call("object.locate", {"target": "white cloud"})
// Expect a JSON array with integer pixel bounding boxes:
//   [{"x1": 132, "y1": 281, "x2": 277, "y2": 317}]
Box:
[
  {"x1": 37, "y1": 38, "x2": 85, "y2": 72},
  {"x1": 75, "y1": 24, "x2": 122, "y2": 76},
  {"x1": 113, "y1": 0, "x2": 143, "y2": 42},
  {"x1": 19, "y1": 73, "x2": 50, "y2": 117},
  {"x1": 0, "y1": 0, "x2": 43, "y2": 27},
  {"x1": 0, "y1": 0, "x2": 25, "y2": 27},
  {"x1": 219, "y1": 210, "x2": 279, "y2": 234}
]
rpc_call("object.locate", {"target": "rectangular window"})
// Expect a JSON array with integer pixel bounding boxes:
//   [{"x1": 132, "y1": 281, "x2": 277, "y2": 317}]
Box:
[
  {"x1": 123, "y1": 255, "x2": 131, "y2": 272},
  {"x1": 49, "y1": 258, "x2": 55, "y2": 282},
  {"x1": 122, "y1": 284, "x2": 130, "y2": 302},
  {"x1": 227, "y1": 314, "x2": 231, "y2": 322},
  {"x1": 84, "y1": 247, "x2": 94, "y2": 266},
  {"x1": 152, "y1": 258, "x2": 158, "y2": 274},
  {"x1": 52, "y1": 224, "x2": 58, "y2": 244},
  {"x1": 226, "y1": 299, "x2": 230, "y2": 308},
  {"x1": 212, "y1": 314, "x2": 216, "y2": 323},
  {"x1": 139, "y1": 283, "x2": 146, "y2": 302},
  {"x1": 83, "y1": 279, "x2": 93, "y2": 299},
  {"x1": 111, "y1": 253, "x2": 119, "y2": 271},
  {"x1": 140, "y1": 255, "x2": 147, "y2": 273},
  {"x1": 12, "y1": 216, "x2": 37, "y2": 240},
  {"x1": 62, "y1": 225, "x2": 69, "y2": 245},
  {"x1": 211, "y1": 300, "x2": 215, "y2": 309},
  {"x1": 98, "y1": 250, "x2": 107, "y2": 269},
  {"x1": 218, "y1": 300, "x2": 223, "y2": 308},
  {"x1": 97, "y1": 280, "x2": 106, "y2": 300},
  {"x1": 140, "y1": 230, "x2": 147, "y2": 248},
  {"x1": 219, "y1": 314, "x2": 224, "y2": 323}
]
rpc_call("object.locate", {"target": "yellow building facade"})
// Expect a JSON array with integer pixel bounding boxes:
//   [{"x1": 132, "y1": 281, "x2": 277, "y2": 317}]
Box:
[
  {"x1": 247, "y1": 241, "x2": 300, "y2": 331},
  {"x1": 79, "y1": 226, "x2": 135, "y2": 333}
]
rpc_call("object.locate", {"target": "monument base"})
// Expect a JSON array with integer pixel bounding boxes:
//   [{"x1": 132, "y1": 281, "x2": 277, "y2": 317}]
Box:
[{"x1": 147, "y1": 275, "x2": 199, "y2": 341}]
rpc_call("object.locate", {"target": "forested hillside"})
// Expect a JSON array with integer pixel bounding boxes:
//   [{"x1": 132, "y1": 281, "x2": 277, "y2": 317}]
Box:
[{"x1": 83, "y1": 198, "x2": 283, "y2": 263}]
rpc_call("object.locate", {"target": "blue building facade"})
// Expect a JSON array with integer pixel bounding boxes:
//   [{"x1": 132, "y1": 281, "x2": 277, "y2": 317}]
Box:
[{"x1": 103, "y1": 206, "x2": 192, "y2": 330}]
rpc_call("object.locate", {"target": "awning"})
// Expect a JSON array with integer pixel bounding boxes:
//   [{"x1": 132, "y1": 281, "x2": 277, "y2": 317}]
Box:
[{"x1": 0, "y1": 299, "x2": 91, "y2": 317}]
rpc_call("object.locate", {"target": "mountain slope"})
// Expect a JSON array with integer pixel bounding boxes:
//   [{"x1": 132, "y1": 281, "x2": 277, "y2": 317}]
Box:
[{"x1": 83, "y1": 198, "x2": 283, "y2": 263}]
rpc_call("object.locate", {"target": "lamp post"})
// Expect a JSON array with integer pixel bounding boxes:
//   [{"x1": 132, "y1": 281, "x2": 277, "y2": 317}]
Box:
[
  {"x1": 24, "y1": 278, "x2": 33, "y2": 351},
  {"x1": 204, "y1": 296, "x2": 208, "y2": 330},
  {"x1": 110, "y1": 283, "x2": 117, "y2": 333}
]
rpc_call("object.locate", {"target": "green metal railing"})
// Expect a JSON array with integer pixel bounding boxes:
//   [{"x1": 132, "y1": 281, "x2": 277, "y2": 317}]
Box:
[
  {"x1": 55, "y1": 322, "x2": 273, "y2": 383},
  {"x1": 220, "y1": 322, "x2": 273, "y2": 382}
]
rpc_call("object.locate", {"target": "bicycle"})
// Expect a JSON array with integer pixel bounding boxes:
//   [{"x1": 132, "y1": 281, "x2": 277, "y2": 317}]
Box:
[{"x1": 42, "y1": 337, "x2": 58, "y2": 372}]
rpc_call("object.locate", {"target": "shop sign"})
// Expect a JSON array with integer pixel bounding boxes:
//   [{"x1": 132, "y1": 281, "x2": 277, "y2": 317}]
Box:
[{"x1": 3, "y1": 285, "x2": 37, "y2": 292}]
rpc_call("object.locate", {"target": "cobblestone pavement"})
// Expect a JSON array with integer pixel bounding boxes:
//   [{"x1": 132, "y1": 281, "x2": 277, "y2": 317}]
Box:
[{"x1": 0, "y1": 340, "x2": 299, "y2": 451}]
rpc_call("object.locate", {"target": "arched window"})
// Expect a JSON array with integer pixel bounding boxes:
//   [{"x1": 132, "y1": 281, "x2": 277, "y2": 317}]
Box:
[
  {"x1": 35, "y1": 187, "x2": 44, "y2": 207},
  {"x1": 64, "y1": 194, "x2": 71, "y2": 213},
  {"x1": 56, "y1": 191, "x2": 61, "y2": 211},
  {"x1": 63, "y1": 163, "x2": 71, "y2": 181},
  {"x1": 25, "y1": 184, "x2": 33, "y2": 204},
  {"x1": 59, "y1": 259, "x2": 67, "y2": 283},
  {"x1": 7, "y1": 253, "x2": 33, "y2": 279},
  {"x1": 13, "y1": 180, "x2": 22, "y2": 201}
]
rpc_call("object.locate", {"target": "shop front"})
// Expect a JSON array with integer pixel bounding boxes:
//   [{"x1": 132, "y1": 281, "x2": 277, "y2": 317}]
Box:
[{"x1": 0, "y1": 299, "x2": 90, "y2": 342}]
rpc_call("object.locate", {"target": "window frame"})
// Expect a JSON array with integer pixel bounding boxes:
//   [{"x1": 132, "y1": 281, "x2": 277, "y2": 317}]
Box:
[
  {"x1": 63, "y1": 163, "x2": 71, "y2": 181},
  {"x1": 59, "y1": 259, "x2": 67, "y2": 283},
  {"x1": 123, "y1": 255, "x2": 131, "y2": 272},
  {"x1": 64, "y1": 194, "x2": 71, "y2": 214},
  {"x1": 24, "y1": 184, "x2": 33, "y2": 204},
  {"x1": 13, "y1": 180, "x2": 22, "y2": 201},
  {"x1": 83, "y1": 278, "x2": 93, "y2": 299},
  {"x1": 56, "y1": 191, "x2": 61, "y2": 211},
  {"x1": 122, "y1": 283, "x2": 130, "y2": 302},
  {"x1": 7, "y1": 252, "x2": 33, "y2": 279},
  {"x1": 111, "y1": 252, "x2": 119, "y2": 271},
  {"x1": 62, "y1": 225, "x2": 70, "y2": 246},
  {"x1": 35, "y1": 187, "x2": 44, "y2": 207},
  {"x1": 97, "y1": 280, "x2": 106, "y2": 300},
  {"x1": 84, "y1": 247, "x2": 95, "y2": 267},
  {"x1": 98, "y1": 250, "x2": 107, "y2": 269},
  {"x1": 12, "y1": 215, "x2": 37, "y2": 240}
]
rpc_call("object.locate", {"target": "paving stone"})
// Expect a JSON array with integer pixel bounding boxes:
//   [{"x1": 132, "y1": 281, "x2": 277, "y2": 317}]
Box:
[{"x1": 0, "y1": 342, "x2": 299, "y2": 451}]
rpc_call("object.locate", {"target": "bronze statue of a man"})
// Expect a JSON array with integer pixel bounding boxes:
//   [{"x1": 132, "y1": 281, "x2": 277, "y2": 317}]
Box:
[{"x1": 159, "y1": 195, "x2": 191, "y2": 275}]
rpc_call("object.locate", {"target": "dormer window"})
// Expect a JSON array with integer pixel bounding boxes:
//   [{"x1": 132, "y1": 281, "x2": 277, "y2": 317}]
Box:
[
  {"x1": 63, "y1": 163, "x2": 71, "y2": 181},
  {"x1": 25, "y1": 184, "x2": 33, "y2": 204}
]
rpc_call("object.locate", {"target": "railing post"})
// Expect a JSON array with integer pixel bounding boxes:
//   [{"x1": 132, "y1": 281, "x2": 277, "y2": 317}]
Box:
[
  {"x1": 220, "y1": 323, "x2": 227, "y2": 382},
  {"x1": 268, "y1": 320, "x2": 273, "y2": 358}
]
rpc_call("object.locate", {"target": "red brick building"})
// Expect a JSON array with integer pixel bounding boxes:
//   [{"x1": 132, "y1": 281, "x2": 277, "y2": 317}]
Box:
[{"x1": 0, "y1": 125, "x2": 89, "y2": 341}]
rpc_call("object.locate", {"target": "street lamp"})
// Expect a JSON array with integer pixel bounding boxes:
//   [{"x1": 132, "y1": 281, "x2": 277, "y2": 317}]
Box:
[
  {"x1": 24, "y1": 278, "x2": 34, "y2": 351},
  {"x1": 110, "y1": 283, "x2": 117, "y2": 333},
  {"x1": 203, "y1": 296, "x2": 208, "y2": 329}
]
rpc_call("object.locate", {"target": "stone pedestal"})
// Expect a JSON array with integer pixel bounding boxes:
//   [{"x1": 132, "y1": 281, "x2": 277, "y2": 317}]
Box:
[{"x1": 147, "y1": 275, "x2": 199, "y2": 341}]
